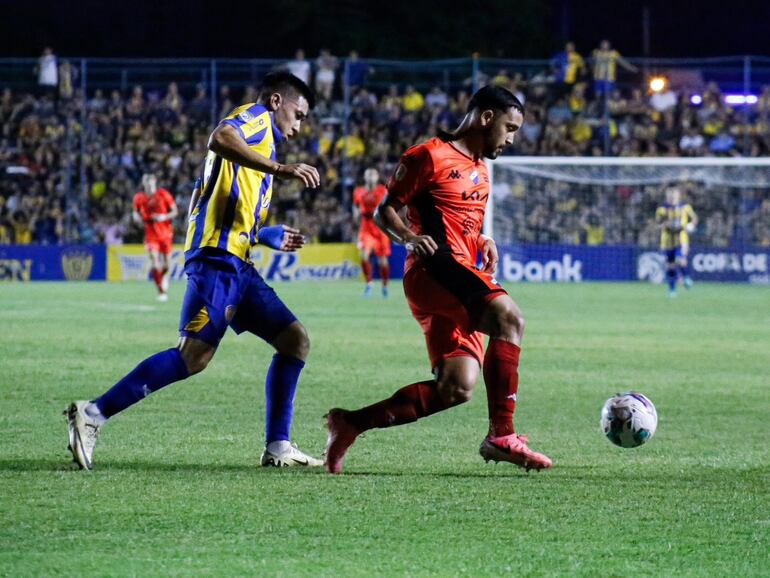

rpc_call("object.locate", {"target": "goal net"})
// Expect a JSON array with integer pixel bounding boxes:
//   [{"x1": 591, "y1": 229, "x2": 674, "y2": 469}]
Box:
[{"x1": 487, "y1": 157, "x2": 770, "y2": 284}]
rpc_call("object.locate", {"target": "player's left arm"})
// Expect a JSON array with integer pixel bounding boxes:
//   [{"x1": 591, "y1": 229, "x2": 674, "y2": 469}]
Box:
[
  {"x1": 257, "y1": 225, "x2": 306, "y2": 252},
  {"x1": 477, "y1": 233, "x2": 498, "y2": 274},
  {"x1": 617, "y1": 53, "x2": 638, "y2": 73},
  {"x1": 685, "y1": 205, "x2": 698, "y2": 232}
]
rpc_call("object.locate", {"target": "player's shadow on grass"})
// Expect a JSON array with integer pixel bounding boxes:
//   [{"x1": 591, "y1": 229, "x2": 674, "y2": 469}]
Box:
[{"x1": 0, "y1": 458, "x2": 539, "y2": 478}]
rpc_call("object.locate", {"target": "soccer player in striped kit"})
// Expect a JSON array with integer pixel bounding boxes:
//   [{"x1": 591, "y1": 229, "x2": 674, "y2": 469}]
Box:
[{"x1": 66, "y1": 72, "x2": 324, "y2": 470}]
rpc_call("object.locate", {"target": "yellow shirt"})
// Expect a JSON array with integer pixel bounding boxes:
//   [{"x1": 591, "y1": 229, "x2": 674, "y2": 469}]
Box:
[
  {"x1": 185, "y1": 103, "x2": 280, "y2": 261},
  {"x1": 403, "y1": 91, "x2": 425, "y2": 112},
  {"x1": 592, "y1": 49, "x2": 620, "y2": 82},
  {"x1": 585, "y1": 225, "x2": 605, "y2": 245},
  {"x1": 656, "y1": 203, "x2": 697, "y2": 249},
  {"x1": 335, "y1": 134, "x2": 365, "y2": 158},
  {"x1": 565, "y1": 53, "x2": 585, "y2": 84}
]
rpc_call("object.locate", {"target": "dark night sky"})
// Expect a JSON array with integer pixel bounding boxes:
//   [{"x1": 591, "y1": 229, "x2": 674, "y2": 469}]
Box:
[{"x1": 2, "y1": 0, "x2": 768, "y2": 59}]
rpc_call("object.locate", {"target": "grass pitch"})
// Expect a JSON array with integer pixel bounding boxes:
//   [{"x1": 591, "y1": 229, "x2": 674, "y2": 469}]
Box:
[{"x1": 1, "y1": 280, "x2": 768, "y2": 576}]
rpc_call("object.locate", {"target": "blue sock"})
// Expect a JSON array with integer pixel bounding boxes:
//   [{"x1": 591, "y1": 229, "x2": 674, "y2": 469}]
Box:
[
  {"x1": 667, "y1": 268, "x2": 677, "y2": 291},
  {"x1": 679, "y1": 263, "x2": 689, "y2": 278},
  {"x1": 95, "y1": 348, "x2": 190, "y2": 418},
  {"x1": 265, "y1": 353, "x2": 305, "y2": 443}
]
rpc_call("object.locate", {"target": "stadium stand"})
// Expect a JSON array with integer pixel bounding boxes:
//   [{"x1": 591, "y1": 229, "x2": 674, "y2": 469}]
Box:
[{"x1": 1, "y1": 49, "x2": 769, "y2": 247}]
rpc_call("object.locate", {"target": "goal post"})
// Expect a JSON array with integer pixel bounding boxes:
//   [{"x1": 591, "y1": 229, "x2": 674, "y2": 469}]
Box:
[{"x1": 486, "y1": 156, "x2": 770, "y2": 284}]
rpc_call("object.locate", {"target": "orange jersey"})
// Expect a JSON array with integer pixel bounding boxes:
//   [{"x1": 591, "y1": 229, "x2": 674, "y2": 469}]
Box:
[
  {"x1": 353, "y1": 184, "x2": 387, "y2": 238},
  {"x1": 134, "y1": 188, "x2": 175, "y2": 242},
  {"x1": 387, "y1": 137, "x2": 489, "y2": 272}
]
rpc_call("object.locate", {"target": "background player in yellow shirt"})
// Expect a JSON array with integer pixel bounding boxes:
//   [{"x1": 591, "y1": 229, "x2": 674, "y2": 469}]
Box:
[
  {"x1": 655, "y1": 187, "x2": 698, "y2": 297},
  {"x1": 66, "y1": 72, "x2": 325, "y2": 470}
]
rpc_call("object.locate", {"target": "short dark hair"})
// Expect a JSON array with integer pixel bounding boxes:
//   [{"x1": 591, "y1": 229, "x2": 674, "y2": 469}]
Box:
[
  {"x1": 467, "y1": 85, "x2": 524, "y2": 115},
  {"x1": 259, "y1": 71, "x2": 316, "y2": 110}
]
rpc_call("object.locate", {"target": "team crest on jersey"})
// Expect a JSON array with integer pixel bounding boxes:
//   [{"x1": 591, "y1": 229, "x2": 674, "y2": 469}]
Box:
[
  {"x1": 470, "y1": 170, "x2": 479, "y2": 185},
  {"x1": 238, "y1": 110, "x2": 255, "y2": 123},
  {"x1": 394, "y1": 163, "x2": 407, "y2": 182}
]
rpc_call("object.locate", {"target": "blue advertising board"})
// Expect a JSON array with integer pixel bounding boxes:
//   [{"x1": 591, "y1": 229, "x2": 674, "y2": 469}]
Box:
[
  {"x1": 0, "y1": 245, "x2": 107, "y2": 281},
  {"x1": 1, "y1": 243, "x2": 767, "y2": 284},
  {"x1": 496, "y1": 244, "x2": 636, "y2": 282}
]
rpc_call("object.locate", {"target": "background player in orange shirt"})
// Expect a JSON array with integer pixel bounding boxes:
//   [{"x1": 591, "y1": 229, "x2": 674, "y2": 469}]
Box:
[
  {"x1": 352, "y1": 168, "x2": 391, "y2": 297},
  {"x1": 325, "y1": 85, "x2": 552, "y2": 473},
  {"x1": 133, "y1": 172, "x2": 178, "y2": 301}
]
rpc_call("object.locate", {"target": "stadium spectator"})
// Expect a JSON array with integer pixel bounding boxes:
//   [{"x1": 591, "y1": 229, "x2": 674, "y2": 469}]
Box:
[
  {"x1": 35, "y1": 47, "x2": 58, "y2": 97},
  {"x1": 287, "y1": 49, "x2": 311, "y2": 85},
  {"x1": 551, "y1": 42, "x2": 586, "y2": 99},
  {"x1": 1, "y1": 51, "x2": 769, "y2": 251},
  {"x1": 591, "y1": 39, "x2": 638, "y2": 96},
  {"x1": 315, "y1": 49, "x2": 339, "y2": 101}
]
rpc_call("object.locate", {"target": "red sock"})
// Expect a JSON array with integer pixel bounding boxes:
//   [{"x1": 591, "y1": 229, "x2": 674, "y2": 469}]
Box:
[
  {"x1": 347, "y1": 380, "x2": 448, "y2": 431},
  {"x1": 483, "y1": 339, "x2": 521, "y2": 437},
  {"x1": 361, "y1": 259, "x2": 373, "y2": 283},
  {"x1": 152, "y1": 268, "x2": 164, "y2": 292},
  {"x1": 379, "y1": 262, "x2": 390, "y2": 287}
]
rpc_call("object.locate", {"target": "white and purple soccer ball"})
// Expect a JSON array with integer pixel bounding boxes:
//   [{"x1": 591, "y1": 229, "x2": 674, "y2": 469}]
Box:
[{"x1": 600, "y1": 392, "x2": 658, "y2": 448}]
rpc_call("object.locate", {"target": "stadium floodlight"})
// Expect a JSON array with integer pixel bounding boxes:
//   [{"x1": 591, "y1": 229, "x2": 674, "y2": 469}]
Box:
[
  {"x1": 724, "y1": 94, "x2": 758, "y2": 105},
  {"x1": 649, "y1": 76, "x2": 667, "y2": 93}
]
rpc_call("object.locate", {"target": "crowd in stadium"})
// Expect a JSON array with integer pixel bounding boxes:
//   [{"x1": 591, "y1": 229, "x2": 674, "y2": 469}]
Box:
[{"x1": 1, "y1": 44, "x2": 769, "y2": 247}]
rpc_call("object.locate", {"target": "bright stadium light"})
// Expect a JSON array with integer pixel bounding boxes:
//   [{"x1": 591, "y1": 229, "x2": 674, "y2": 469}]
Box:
[
  {"x1": 649, "y1": 76, "x2": 667, "y2": 92},
  {"x1": 724, "y1": 94, "x2": 759, "y2": 105},
  {"x1": 690, "y1": 94, "x2": 703, "y2": 105}
]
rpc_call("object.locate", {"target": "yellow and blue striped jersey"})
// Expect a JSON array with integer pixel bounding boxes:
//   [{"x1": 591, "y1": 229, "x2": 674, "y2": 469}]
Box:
[
  {"x1": 185, "y1": 103, "x2": 282, "y2": 261},
  {"x1": 656, "y1": 203, "x2": 696, "y2": 249}
]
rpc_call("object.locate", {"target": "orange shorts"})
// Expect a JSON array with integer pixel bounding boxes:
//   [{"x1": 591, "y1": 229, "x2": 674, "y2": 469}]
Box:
[
  {"x1": 145, "y1": 237, "x2": 173, "y2": 255},
  {"x1": 358, "y1": 231, "x2": 391, "y2": 257},
  {"x1": 403, "y1": 254, "x2": 507, "y2": 369}
]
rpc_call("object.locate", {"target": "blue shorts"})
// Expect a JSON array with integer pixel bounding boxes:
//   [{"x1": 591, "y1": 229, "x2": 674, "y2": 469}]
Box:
[
  {"x1": 594, "y1": 80, "x2": 615, "y2": 95},
  {"x1": 179, "y1": 250, "x2": 297, "y2": 347},
  {"x1": 664, "y1": 247, "x2": 683, "y2": 263}
]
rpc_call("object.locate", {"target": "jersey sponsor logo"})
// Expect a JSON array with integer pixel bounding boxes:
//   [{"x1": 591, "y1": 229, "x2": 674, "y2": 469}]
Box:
[
  {"x1": 238, "y1": 110, "x2": 255, "y2": 122},
  {"x1": 184, "y1": 306, "x2": 210, "y2": 333},
  {"x1": 448, "y1": 169, "x2": 462, "y2": 179},
  {"x1": 461, "y1": 190, "x2": 489, "y2": 202},
  {"x1": 461, "y1": 217, "x2": 478, "y2": 236}
]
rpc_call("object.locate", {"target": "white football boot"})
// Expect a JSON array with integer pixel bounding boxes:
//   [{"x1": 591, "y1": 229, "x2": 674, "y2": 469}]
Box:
[
  {"x1": 64, "y1": 401, "x2": 102, "y2": 470},
  {"x1": 260, "y1": 442, "x2": 323, "y2": 468}
]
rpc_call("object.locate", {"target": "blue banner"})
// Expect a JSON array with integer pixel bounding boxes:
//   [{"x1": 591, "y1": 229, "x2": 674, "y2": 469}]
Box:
[
  {"x1": 0, "y1": 245, "x2": 107, "y2": 281},
  {"x1": 637, "y1": 247, "x2": 770, "y2": 284},
  {"x1": 1, "y1": 243, "x2": 767, "y2": 284},
  {"x1": 497, "y1": 244, "x2": 637, "y2": 282}
]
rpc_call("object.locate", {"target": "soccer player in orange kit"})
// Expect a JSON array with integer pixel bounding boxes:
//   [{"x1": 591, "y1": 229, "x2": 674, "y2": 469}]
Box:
[
  {"x1": 353, "y1": 167, "x2": 391, "y2": 297},
  {"x1": 325, "y1": 85, "x2": 552, "y2": 473},
  {"x1": 133, "y1": 173, "x2": 178, "y2": 301}
]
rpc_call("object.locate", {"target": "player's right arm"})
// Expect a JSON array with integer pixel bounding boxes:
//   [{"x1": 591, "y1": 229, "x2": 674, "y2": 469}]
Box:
[
  {"x1": 208, "y1": 124, "x2": 320, "y2": 188},
  {"x1": 375, "y1": 196, "x2": 437, "y2": 257},
  {"x1": 132, "y1": 193, "x2": 145, "y2": 226},
  {"x1": 375, "y1": 145, "x2": 438, "y2": 257}
]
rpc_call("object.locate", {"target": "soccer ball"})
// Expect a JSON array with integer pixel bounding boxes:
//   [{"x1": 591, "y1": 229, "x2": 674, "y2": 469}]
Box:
[{"x1": 600, "y1": 392, "x2": 658, "y2": 448}]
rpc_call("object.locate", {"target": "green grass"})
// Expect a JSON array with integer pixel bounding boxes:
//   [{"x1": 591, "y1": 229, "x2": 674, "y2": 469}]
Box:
[{"x1": 1, "y1": 280, "x2": 768, "y2": 577}]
